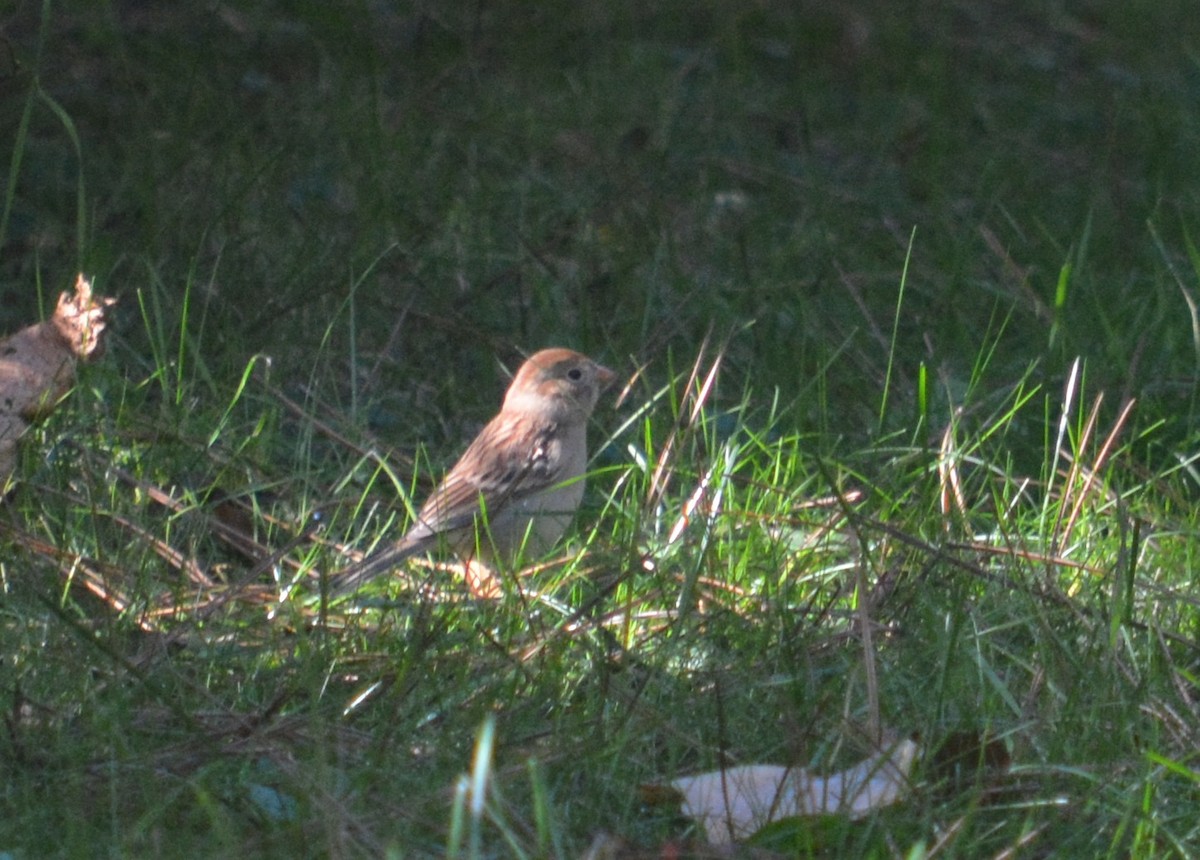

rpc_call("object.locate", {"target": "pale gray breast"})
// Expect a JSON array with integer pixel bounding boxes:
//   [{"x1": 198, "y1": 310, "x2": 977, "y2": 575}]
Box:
[{"x1": 492, "y1": 422, "x2": 589, "y2": 558}]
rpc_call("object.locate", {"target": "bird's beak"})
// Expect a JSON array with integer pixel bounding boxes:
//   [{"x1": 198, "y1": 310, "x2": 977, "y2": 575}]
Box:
[{"x1": 596, "y1": 364, "x2": 617, "y2": 390}]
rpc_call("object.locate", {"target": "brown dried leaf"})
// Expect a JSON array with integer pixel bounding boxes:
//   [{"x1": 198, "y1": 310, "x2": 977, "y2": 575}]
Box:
[
  {"x1": 51, "y1": 274, "x2": 116, "y2": 360},
  {"x1": 0, "y1": 274, "x2": 115, "y2": 485}
]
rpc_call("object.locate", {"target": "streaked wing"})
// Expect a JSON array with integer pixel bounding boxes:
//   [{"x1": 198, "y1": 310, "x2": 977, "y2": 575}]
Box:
[
  {"x1": 410, "y1": 412, "x2": 562, "y2": 538},
  {"x1": 332, "y1": 414, "x2": 562, "y2": 597}
]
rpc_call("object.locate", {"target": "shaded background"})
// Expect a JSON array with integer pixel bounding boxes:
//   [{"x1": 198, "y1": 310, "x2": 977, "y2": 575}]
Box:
[{"x1": 3, "y1": 0, "x2": 1199, "y2": 452}]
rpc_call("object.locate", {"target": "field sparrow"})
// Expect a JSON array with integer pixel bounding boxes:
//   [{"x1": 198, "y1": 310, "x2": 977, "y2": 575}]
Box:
[{"x1": 333, "y1": 348, "x2": 616, "y2": 596}]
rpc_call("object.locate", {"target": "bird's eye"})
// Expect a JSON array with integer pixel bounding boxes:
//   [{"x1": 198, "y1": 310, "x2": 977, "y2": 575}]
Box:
[{"x1": 567, "y1": 367, "x2": 584, "y2": 381}]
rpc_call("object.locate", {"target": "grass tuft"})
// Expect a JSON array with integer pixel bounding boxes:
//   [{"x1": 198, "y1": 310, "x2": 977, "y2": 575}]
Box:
[{"x1": 3, "y1": 0, "x2": 1200, "y2": 855}]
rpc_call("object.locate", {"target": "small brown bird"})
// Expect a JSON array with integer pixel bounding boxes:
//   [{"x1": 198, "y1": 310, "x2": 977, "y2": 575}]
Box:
[{"x1": 334, "y1": 348, "x2": 616, "y2": 597}]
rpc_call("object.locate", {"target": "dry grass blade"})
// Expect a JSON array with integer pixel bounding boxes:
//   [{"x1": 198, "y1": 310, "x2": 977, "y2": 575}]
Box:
[
  {"x1": 1050, "y1": 391, "x2": 1103, "y2": 556},
  {"x1": 1046, "y1": 357, "x2": 1082, "y2": 509},
  {"x1": 666, "y1": 448, "x2": 723, "y2": 548},
  {"x1": 1059, "y1": 397, "x2": 1136, "y2": 550},
  {"x1": 938, "y1": 408, "x2": 968, "y2": 523},
  {"x1": 113, "y1": 462, "x2": 297, "y2": 553},
  {"x1": 645, "y1": 335, "x2": 725, "y2": 509},
  {"x1": 40, "y1": 478, "x2": 219, "y2": 591},
  {"x1": 0, "y1": 519, "x2": 156, "y2": 630},
  {"x1": 104, "y1": 454, "x2": 299, "y2": 566}
]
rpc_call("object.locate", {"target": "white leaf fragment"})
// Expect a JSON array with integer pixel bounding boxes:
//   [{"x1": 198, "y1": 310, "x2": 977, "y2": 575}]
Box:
[{"x1": 671, "y1": 739, "x2": 919, "y2": 844}]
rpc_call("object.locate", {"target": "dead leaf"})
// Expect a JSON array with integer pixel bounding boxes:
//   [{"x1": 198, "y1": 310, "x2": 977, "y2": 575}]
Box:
[
  {"x1": 0, "y1": 274, "x2": 115, "y2": 486},
  {"x1": 666, "y1": 740, "x2": 919, "y2": 845}
]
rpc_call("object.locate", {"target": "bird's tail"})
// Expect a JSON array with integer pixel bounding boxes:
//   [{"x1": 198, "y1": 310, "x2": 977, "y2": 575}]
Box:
[{"x1": 327, "y1": 539, "x2": 422, "y2": 598}]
